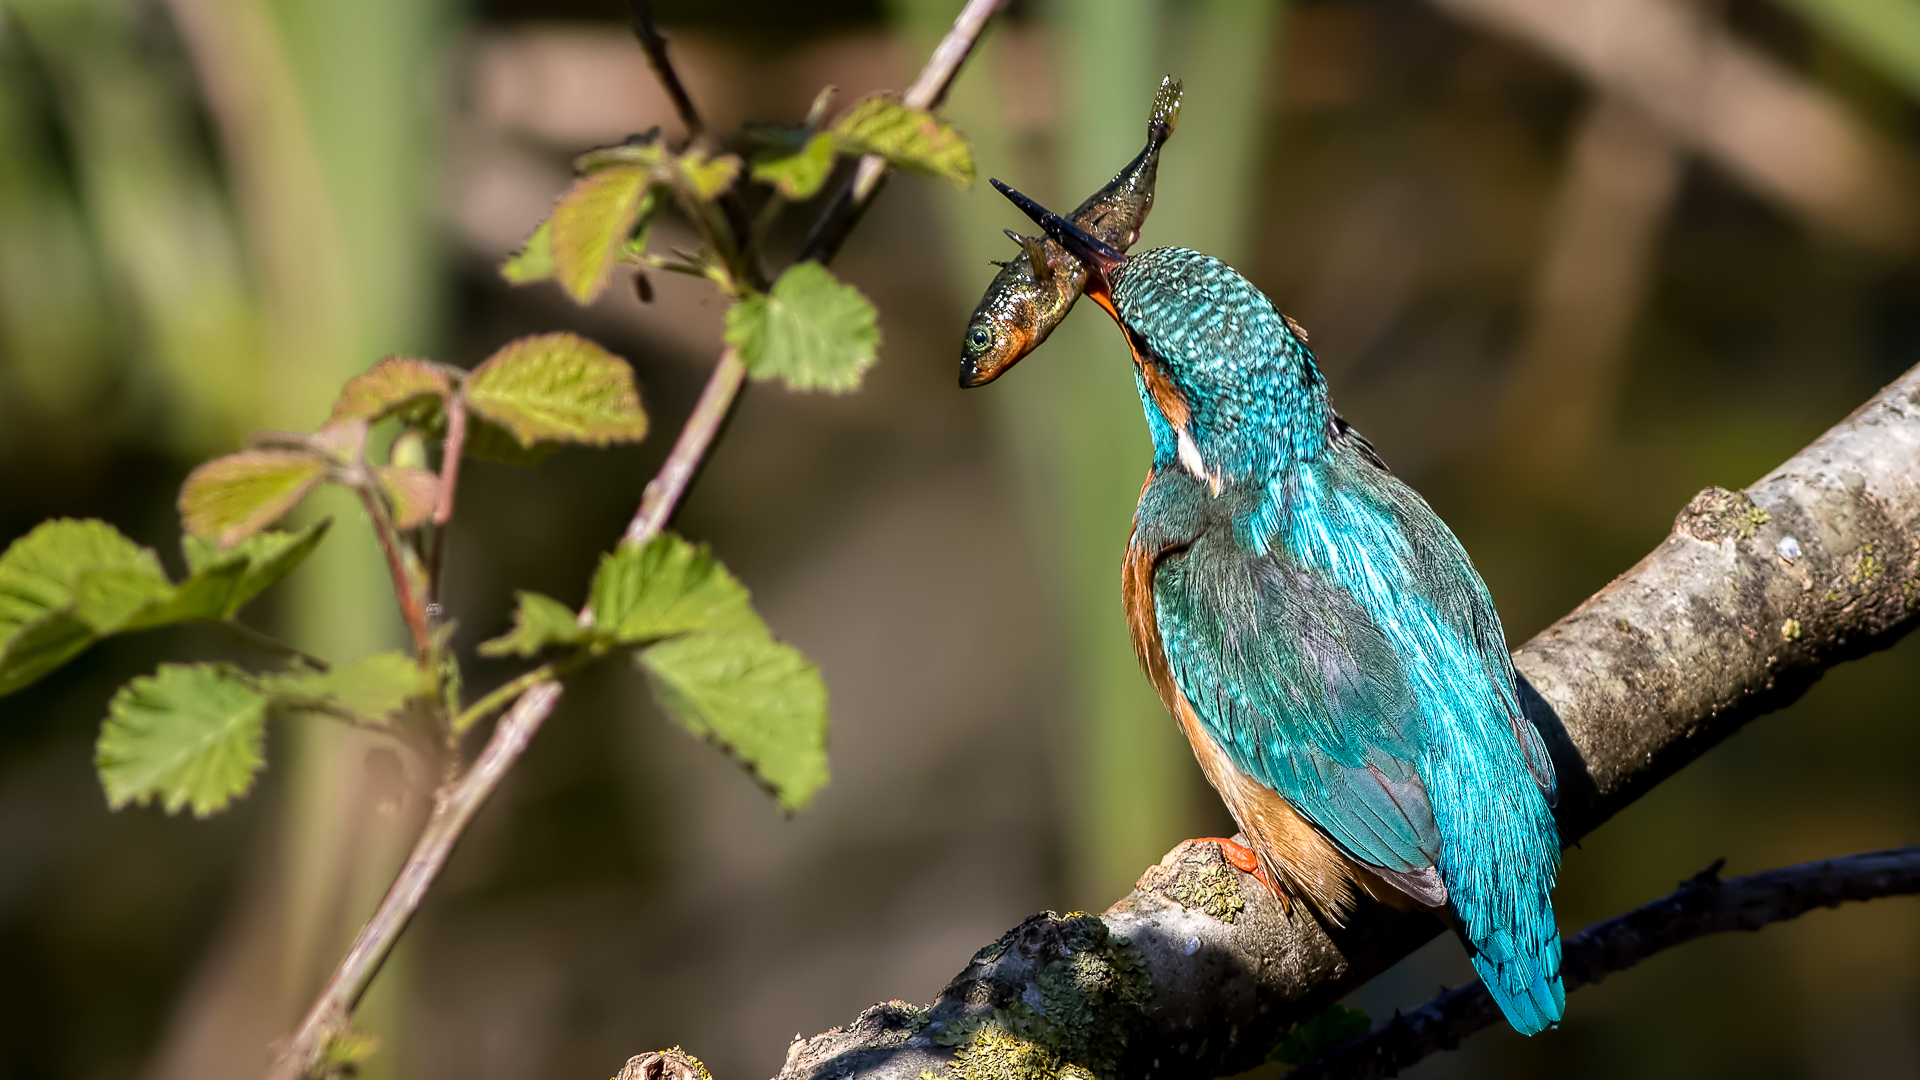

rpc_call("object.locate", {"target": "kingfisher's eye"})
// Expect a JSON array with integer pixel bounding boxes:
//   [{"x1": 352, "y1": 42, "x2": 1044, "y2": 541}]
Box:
[{"x1": 967, "y1": 326, "x2": 993, "y2": 350}]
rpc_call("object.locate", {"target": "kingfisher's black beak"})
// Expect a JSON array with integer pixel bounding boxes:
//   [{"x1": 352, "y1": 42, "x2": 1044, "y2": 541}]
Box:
[{"x1": 991, "y1": 178, "x2": 1124, "y2": 316}]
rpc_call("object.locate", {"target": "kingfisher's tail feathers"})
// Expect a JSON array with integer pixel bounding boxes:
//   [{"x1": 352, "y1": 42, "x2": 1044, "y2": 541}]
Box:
[
  {"x1": 1468, "y1": 925, "x2": 1565, "y2": 1036},
  {"x1": 1150, "y1": 76, "x2": 1183, "y2": 142}
]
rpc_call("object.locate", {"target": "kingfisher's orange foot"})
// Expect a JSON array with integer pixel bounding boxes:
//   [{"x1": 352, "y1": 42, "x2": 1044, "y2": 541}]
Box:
[{"x1": 1190, "y1": 836, "x2": 1278, "y2": 897}]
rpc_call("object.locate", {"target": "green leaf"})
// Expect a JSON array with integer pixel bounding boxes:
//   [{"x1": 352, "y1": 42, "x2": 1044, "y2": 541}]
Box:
[
  {"x1": 590, "y1": 534, "x2": 763, "y2": 643},
  {"x1": 725, "y1": 262, "x2": 881, "y2": 393},
  {"x1": 676, "y1": 149, "x2": 742, "y2": 200},
  {"x1": 261, "y1": 653, "x2": 431, "y2": 725},
  {"x1": 641, "y1": 631, "x2": 829, "y2": 812},
  {"x1": 0, "y1": 610, "x2": 96, "y2": 696},
  {"x1": 179, "y1": 450, "x2": 329, "y2": 547},
  {"x1": 575, "y1": 140, "x2": 665, "y2": 173},
  {"x1": 479, "y1": 590, "x2": 590, "y2": 658},
  {"x1": 831, "y1": 96, "x2": 974, "y2": 187},
  {"x1": 120, "y1": 560, "x2": 250, "y2": 632},
  {"x1": 461, "y1": 416, "x2": 560, "y2": 467},
  {"x1": 96, "y1": 663, "x2": 268, "y2": 817},
  {"x1": 464, "y1": 332, "x2": 649, "y2": 447},
  {"x1": 72, "y1": 568, "x2": 175, "y2": 632},
  {"x1": 328, "y1": 357, "x2": 451, "y2": 425},
  {"x1": 1272, "y1": 1004, "x2": 1371, "y2": 1065},
  {"x1": 550, "y1": 166, "x2": 654, "y2": 305},
  {"x1": 500, "y1": 219, "x2": 555, "y2": 285},
  {"x1": 0, "y1": 519, "x2": 166, "y2": 642},
  {"x1": 182, "y1": 519, "x2": 331, "y2": 617},
  {"x1": 377, "y1": 465, "x2": 440, "y2": 530},
  {"x1": 751, "y1": 132, "x2": 837, "y2": 200}
]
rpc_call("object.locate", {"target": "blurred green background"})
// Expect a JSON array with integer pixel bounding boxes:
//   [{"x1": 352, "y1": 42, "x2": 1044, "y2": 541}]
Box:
[{"x1": 1, "y1": 0, "x2": 1917, "y2": 1078}]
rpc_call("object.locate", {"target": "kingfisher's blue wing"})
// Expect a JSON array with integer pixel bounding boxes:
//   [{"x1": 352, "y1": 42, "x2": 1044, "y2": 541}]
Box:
[{"x1": 1154, "y1": 537, "x2": 1444, "y2": 875}]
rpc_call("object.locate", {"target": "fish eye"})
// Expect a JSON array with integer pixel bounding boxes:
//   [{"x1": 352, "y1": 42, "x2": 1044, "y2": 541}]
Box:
[{"x1": 967, "y1": 325, "x2": 993, "y2": 351}]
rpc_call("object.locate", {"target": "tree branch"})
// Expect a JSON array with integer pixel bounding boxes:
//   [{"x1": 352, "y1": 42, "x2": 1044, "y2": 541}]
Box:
[
  {"x1": 754, "y1": 363, "x2": 1920, "y2": 1079},
  {"x1": 1290, "y1": 846, "x2": 1920, "y2": 1080},
  {"x1": 267, "y1": 682, "x2": 563, "y2": 1080}
]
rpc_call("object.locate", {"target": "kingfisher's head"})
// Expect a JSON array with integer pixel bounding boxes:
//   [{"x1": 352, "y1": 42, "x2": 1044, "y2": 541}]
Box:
[{"x1": 989, "y1": 180, "x2": 1328, "y2": 490}]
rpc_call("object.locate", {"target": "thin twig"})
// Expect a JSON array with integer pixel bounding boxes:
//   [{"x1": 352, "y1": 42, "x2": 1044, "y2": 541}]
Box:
[
  {"x1": 625, "y1": 0, "x2": 707, "y2": 139},
  {"x1": 797, "y1": 0, "x2": 1007, "y2": 264},
  {"x1": 624, "y1": 0, "x2": 763, "y2": 288},
  {"x1": 355, "y1": 483, "x2": 432, "y2": 656},
  {"x1": 266, "y1": 683, "x2": 563, "y2": 1080},
  {"x1": 1289, "y1": 846, "x2": 1920, "y2": 1080},
  {"x1": 623, "y1": 345, "x2": 748, "y2": 547},
  {"x1": 426, "y1": 394, "x2": 468, "y2": 608}
]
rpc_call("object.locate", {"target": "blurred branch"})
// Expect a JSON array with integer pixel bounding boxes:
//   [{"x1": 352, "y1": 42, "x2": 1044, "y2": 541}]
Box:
[
  {"x1": 1431, "y1": 0, "x2": 1920, "y2": 253},
  {"x1": 1495, "y1": 94, "x2": 1681, "y2": 481},
  {"x1": 757, "y1": 362, "x2": 1920, "y2": 1079},
  {"x1": 267, "y1": 683, "x2": 563, "y2": 1080},
  {"x1": 1290, "y1": 847, "x2": 1920, "y2": 1080}
]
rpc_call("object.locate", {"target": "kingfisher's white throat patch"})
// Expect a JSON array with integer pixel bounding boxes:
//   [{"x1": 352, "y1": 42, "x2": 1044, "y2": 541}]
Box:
[{"x1": 1176, "y1": 427, "x2": 1221, "y2": 494}]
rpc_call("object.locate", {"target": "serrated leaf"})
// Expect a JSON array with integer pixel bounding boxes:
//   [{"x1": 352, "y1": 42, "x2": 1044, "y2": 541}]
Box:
[
  {"x1": 96, "y1": 663, "x2": 268, "y2": 817},
  {"x1": 329, "y1": 357, "x2": 451, "y2": 425},
  {"x1": 261, "y1": 653, "x2": 431, "y2": 725},
  {"x1": 464, "y1": 332, "x2": 648, "y2": 447},
  {"x1": 120, "y1": 559, "x2": 250, "y2": 631},
  {"x1": 461, "y1": 416, "x2": 560, "y2": 467},
  {"x1": 501, "y1": 219, "x2": 555, "y2": 285},
  {"x1": 831, "y1": 96, "x2": 973, "y2": 187},
  {"x1": 377, "y1": 466, "x2": 440, "y2": 530},
  {"x1": 676, "y1": 149, "x2": 742, "y2": 200},
  {"x1": 479, "y1": 590, "x2": 590, "y2": 658},
  {"x1": 183, "y1": 519, "x2": 331, "y2": 616},
  {"x1": 590, "y1": 534, "x2": 764, "y2": 644},
  {"x1": 551, "y1": 166, "x2": 653, "y2": 305},
  {"x1": 751, "y1": 133, "x2": 837, "y2": 200},
  {"x1": 0, "y1": 610, "x2": 96, "y2": 696},
  {"x1": 641, "y1": 631, "x2": 829, "y2": 812},
  {"x1": 179, "y1": 450, "x2": 329, "y2": 547},
  {"x1": 72, "y1": 569, "x2": 175, "y2": 632},
  {"x1": 725, "y1": 262, "x2": 880, "y2": 393},
  {"x1": 1272, "y1": 1004, "x2": 1371, "y2": 1065},
  {"x1": 0, "y1": 519, "x2": 166, "y2": 642}
]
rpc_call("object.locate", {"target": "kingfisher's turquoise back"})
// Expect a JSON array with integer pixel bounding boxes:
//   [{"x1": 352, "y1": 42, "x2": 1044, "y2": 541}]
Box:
[{"x1": 1114, "y1": 246, "x2": 1565, "y2": 1034}]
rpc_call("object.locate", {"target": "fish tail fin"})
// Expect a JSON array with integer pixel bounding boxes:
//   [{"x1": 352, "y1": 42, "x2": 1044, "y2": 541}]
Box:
[
  {"x1": 1151, "y1": 75, "x2": 1183, "y2": 143},
  {"x1": 1466, "y1": 920, "x2": 1564, "y2": 1036}
]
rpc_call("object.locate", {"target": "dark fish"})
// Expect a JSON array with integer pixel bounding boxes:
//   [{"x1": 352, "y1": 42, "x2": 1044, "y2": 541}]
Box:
[{"x1": 957, "y1": 76, "x2": 1182, "y2": 388}]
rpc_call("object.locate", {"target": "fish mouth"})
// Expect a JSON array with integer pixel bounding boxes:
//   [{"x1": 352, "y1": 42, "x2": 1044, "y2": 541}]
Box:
[{"x1": 958, "y1": 351, "x2": 1020, "y2": 388}]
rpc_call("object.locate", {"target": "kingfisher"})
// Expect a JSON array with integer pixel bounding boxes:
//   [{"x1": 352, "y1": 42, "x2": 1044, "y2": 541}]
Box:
[{"x1": 984, "y1": 179, "x2": 1565, "y2": 1035}]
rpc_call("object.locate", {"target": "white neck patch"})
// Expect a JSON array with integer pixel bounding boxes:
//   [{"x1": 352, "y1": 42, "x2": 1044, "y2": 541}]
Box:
[{"x1": 1176, "y1": 427, "x2": 1221, "y2": 495}]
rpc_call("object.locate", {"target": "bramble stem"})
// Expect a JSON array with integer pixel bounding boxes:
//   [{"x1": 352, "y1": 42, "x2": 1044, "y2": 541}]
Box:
[
  {"x1": 426, "y1": 394, "x2": 468, "y2": 608},
  {"x1": 265, "y1": 683, "x2": 563, "y2": 1080},
  {"x1": 623, "y1": 346, "x2": 747, "y2": 547},
  {"x1": 356, "y1": 482, "x2": 432, "y2": 656}
]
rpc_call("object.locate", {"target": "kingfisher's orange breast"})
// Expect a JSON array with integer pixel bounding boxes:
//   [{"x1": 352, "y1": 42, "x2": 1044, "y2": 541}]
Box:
[{"x1": 1121, "y1": 527, "x2": 1360, "y2": 916}]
